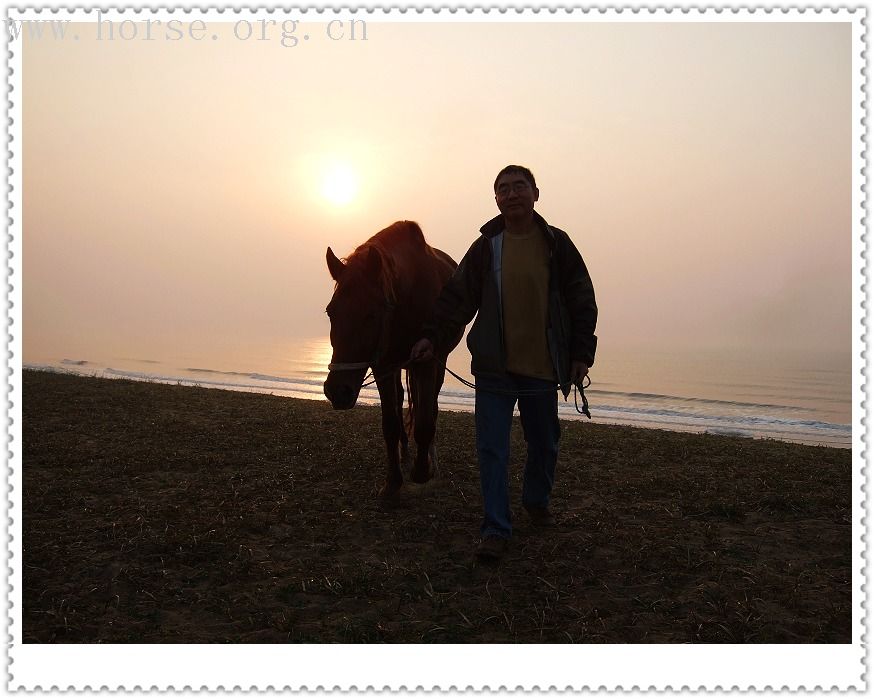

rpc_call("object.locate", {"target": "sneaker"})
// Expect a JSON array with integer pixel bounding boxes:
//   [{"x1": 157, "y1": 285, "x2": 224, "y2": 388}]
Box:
[
  {"x1": 476, "y1": 535, "x2": 509, "y2": 561},
  {"x1": 524, "y1": 505, "x2": 556, "y2": 527}
]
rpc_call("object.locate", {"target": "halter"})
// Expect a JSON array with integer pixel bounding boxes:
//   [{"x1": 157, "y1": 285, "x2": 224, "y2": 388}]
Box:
[{"x1": 327, "y1": 299, "x2": 396, "y2": 373}]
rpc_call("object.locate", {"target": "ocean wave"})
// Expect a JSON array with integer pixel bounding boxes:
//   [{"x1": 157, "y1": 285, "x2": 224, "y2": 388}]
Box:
[
  {"x1": 102, "y1": 367, "x2": 330, "y2": 393},
  {"x1": 587, "y1": 388, "x2": 798, "y2": 412},
  {"x1": 551, "y1": 407, "x2": 848, "y2": 447},
  {"x1": 183, "y1": 367, "x2": 323, "y2": 387},
  {"x1": 431, "y1": 391, "x2": 850, "y2": 444},
  {"x1": 588, "y1": 402, "x2": 850, "y2": 434}
]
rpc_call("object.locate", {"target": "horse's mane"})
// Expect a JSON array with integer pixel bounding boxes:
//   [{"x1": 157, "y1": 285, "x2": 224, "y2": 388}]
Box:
[{"x1": 343, "y1": 221, "x2": 440, "y2": 303}]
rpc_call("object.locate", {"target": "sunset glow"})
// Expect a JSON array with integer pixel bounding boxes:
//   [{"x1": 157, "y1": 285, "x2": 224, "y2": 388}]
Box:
[{"x1": 21, "y1": 18, "x2": 853, "y2": 362}]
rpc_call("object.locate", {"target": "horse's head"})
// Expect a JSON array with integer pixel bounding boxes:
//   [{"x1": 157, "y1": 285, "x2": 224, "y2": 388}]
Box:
[{"x1": 323, "y1": 245, "x2": 391, "y2": 410}]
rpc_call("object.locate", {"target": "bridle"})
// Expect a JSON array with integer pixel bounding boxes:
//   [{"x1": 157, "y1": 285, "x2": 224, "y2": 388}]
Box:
[{"x1": 327, "y1": 299, "x2": 396, "y2": 373}]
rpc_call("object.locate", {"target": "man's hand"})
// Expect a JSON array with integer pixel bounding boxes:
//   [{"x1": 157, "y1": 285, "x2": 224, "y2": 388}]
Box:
[
  {"x1": 570, "y1": 360, "x2": 589, "y2": 385},
  {"x1": 410, "y1": 338, "x2": 435, "y2": 363}
]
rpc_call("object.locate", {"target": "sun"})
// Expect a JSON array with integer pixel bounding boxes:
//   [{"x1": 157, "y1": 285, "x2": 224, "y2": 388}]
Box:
[{"x1": 320, "y1": 162, "x2": 359, "y2": 207}]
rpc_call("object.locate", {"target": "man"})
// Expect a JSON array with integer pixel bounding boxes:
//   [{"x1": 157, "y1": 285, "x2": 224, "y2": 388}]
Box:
[{"x1": 410, "y1": 165, "x2": 598, "y2": 560}]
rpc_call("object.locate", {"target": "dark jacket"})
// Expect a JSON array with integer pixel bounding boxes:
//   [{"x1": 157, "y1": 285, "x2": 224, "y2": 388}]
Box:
[{"x1": 426, "y1": 211, "x2": 598, "y2": 399}]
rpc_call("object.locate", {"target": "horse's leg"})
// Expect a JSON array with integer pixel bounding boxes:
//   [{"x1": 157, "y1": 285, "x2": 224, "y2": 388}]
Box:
[
  {"x1": 408, "y1": 361, "x2": 442, "y2": 484},
  {"x1": 376, "y1": 371, "x2": 404, "y2": 500},
  {"x1": 396, "y1": 370, "x2": 411, "y2": 472}
]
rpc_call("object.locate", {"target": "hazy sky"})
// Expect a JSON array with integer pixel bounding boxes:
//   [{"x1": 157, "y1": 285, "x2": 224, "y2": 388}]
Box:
[{"x1": 22, "y1": 18, "x2": 852, "y2": 363}]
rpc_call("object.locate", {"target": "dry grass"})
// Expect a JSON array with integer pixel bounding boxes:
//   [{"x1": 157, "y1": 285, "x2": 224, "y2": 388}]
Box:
[{"x1": 21, "y1": 369, "x2": 852, "y2": 643}]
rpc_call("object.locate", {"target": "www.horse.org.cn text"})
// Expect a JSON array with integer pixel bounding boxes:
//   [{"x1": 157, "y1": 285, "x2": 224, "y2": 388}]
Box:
[{"x1": 7, "y1": 16, "x2": 369, "y2": 49}]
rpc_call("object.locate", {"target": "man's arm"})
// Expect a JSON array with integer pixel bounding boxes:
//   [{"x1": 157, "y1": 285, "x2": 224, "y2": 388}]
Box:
[{"x1": 558, "y1": 232, "x2": 598, "y2": 368}]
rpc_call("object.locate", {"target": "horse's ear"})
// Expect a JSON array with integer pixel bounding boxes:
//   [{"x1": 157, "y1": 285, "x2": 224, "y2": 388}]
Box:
[
  {"x1": 326, "y1": 247, "x2": 345, "y2": 281},
  {"x1": 365, "y1": 247, "x2": 382, "y2": 280}
]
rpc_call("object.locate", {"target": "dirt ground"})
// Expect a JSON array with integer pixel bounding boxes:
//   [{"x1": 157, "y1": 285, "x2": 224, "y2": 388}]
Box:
[{"x1": 21, "y1": 370, "x2": 852, "y2": 642}]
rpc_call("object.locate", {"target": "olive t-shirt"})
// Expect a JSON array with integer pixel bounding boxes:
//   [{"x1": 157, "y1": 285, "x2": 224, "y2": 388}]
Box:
[{"x1": 501, "y1": 229, "x2": 556, "y2": 381}]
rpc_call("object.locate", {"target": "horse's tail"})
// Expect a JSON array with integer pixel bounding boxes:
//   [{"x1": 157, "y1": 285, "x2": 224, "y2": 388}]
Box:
[{"x1": 404, "y1": 369, "x2": 415, "y2": 440}]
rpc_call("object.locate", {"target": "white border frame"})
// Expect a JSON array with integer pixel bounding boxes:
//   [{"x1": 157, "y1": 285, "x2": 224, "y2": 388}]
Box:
[{"x1": 5, "y1": 6, "x2": 867, "y2": 691}]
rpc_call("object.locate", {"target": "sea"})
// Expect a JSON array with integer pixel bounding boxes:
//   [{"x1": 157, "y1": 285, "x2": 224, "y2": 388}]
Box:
[{"x1": 23, "y1": 337, "x2": 853, "y2": 449}]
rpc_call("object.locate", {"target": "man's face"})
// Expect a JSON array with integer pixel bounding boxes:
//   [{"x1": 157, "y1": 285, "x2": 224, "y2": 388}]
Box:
[{"x1": 494, "y1": 172, "x2": 539, "y2": 219}]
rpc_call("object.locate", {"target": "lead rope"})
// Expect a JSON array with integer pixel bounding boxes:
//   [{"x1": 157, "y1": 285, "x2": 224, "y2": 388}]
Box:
[
  {"x1": 351, "y1": 359, "x2": 591, "y2": 418},
  {"x1": 441, "y1": 364, "x2": 591, "y2": 418}
]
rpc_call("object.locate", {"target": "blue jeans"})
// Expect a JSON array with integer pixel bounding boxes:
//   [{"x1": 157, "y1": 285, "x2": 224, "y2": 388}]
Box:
[{"x1": 475, "y1": 373, "x2": 561, "y2": 539}]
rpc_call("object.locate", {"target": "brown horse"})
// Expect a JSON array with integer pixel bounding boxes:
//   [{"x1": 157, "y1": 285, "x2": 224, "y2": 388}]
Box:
[{"x1": 324, "y1": 221, "x2": 462, "y2": 500}]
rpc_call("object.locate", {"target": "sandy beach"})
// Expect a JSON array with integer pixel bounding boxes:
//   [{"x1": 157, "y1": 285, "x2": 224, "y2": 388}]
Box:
[{"x1": 21, "y1": 369, "x2": 851, "y2": 643}]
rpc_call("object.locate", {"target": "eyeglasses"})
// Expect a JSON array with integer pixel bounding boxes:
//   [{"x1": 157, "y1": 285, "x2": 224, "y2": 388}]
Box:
[{"x1": 495, "y1": 181, "x2": 531, "y2": 196}]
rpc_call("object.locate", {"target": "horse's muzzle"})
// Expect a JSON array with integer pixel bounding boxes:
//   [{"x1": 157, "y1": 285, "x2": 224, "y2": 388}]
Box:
[{"x1": 324, "y1": 370, "x2": 366, "y2": 410}]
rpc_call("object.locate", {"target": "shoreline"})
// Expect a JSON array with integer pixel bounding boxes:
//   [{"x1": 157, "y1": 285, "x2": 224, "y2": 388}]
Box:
[{"x1": 21, "y1": 364, "x2": 851, "y2": 450}]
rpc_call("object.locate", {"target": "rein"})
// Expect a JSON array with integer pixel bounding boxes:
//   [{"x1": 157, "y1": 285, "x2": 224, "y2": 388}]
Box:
[
  {"x1": 440, "y1": 364, "x2": 592, "y2": 419},
  {"x1": 331, "y1": 355, "x2": 592, "y2": 419}
]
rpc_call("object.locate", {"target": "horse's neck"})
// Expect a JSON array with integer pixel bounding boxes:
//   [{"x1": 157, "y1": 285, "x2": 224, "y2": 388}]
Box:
[{"x1": 386, "y1": 248, "x2": 432, "y2": 339}]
